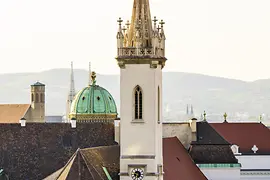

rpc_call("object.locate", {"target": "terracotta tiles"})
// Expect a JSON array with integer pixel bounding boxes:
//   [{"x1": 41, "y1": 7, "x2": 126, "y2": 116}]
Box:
[
  {"x1": 210, "y1": 122, "x2": 270, "y2": 154},
  {"x1": 163, "y1": 137, "x2": 207, "y2": 180},
  {"x1": 0, "y1": 104, "x2": 30, "y2": 123}
]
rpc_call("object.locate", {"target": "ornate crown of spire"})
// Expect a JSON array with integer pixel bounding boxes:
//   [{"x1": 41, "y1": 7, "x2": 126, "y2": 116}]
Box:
[{"x1": 116, "y1": 0, "x2": 167, "y2": 68}]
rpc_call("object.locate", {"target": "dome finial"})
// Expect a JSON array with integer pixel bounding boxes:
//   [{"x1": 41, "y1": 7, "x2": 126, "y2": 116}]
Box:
[{"x1": 91, "y1": 71, "x2": 97, "y2": 85}]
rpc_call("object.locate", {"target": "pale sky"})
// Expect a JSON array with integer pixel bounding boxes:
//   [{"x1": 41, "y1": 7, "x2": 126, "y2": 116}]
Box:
[{"x1": 0, "y1": 0, "x2": 270, "y2": 81}]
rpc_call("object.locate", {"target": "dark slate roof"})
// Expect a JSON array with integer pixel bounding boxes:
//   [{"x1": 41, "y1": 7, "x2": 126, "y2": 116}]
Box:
[
  {"x1": 210, "y1": 122, "x2": 270, "y2": 154},
  {"x1": 189, "y1": 145, "x2": 239, "y2": 164},
  {"x1": 163, "y1": 137, "x2": 207, "y2": 180},
  {"x1": 193, "y1": 121, "x2": 230, "y2": 145},
  {"x1": 56, "y1": 145, "x2": 120, "y2": 180},
  {"x1": 31, "y1": 81, "x2": 45, "y2": 86},
  {"x1": 0, "y1": 123, "x2": 116, "y2": 180}
]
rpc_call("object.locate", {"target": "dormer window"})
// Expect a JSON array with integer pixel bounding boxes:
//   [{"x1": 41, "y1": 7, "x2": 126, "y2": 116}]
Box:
[{"x1": 231, "y1": 144, "x2": 240, "y2": 155}]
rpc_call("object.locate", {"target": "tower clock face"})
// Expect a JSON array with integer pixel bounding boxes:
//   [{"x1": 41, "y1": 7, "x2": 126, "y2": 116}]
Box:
[{"x1": 131, "y1": 168, "x2": 144, "y2": 180}]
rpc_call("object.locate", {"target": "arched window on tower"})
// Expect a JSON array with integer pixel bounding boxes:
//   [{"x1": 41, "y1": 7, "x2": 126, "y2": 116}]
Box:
[
  {"x1": 158, "y1": 86, "x2": 160, "y2": 124},
  {"x1": 35, "y1": 93, "x2": 39, "y2": 103},
  {"x1": 134, "y1": 86, "x2": 143, "y2": 120},
  {"x1": 40, "y1": 93, "x2": 44, "y2": 103},
  {"x1": 31, "y1": 93, "x2": 34, "y2": 102}
]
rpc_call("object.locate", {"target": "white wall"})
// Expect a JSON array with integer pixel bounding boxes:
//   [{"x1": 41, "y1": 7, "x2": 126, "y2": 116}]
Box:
[
  {"x1": 236, "y1": 155, "x2": 270, "y2": 170},
  {"x1": 162, "y1": 123, "x2": 192, "y2": 148},
  {"x1": 200, "y1": 168, "x2": 240, "y2": 180},
  {"x1": 120, "y1": 64, "x2": 163, "y2": 180}
]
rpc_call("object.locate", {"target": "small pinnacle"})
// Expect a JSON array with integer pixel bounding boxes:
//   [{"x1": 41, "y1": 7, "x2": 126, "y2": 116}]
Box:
[
  {"x1": 153, "y1": 16, "x2": 158, "y2": 23},
  {"x1": 159, "y1": 19, "x2": 165, "y2": 28},
  {"x1": 224, "y1": 112, "x2": 227, "y2": 122},
  {"x1": 126, "y1": 20, "x2": 130, "y2": 28},
  {"x1": 117, "y1": 17, "x2": 123, "y2": 26}
]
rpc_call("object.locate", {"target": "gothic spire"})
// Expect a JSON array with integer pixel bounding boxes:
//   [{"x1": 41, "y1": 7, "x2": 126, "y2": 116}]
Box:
[
  {"x1": 128, "y1": 0, "x2": 153, "y2": 47},
  {"x1": 186, "y1": 104, "x2": 189, "y2": 115},
  {"x1": 69, "y1": 61, "x2": 76, "y2": 98},
  {"x1": 191, "y1": 104, "x2": 194, "y2": 115},
  {"x1": 66, "y1": 61, "x2": 76, "y2": 122}
]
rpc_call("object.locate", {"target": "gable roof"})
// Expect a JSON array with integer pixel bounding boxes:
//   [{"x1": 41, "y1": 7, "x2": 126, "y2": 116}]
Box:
[
  {"x1": 210, "y1": 122, "x2": 270, "y2": 154},
  {"x1": 0, "y1": 123, "x2": 116, "y2": 180},
  {"x1": 0, "y1": 104, "x2": 30, "y2": 123},
  {"x1": 163, "y1": 137, "x2": 207, "y2": 180},
  {"x1": 56, "y1": 146, "x2": 120, "y2": 180}
]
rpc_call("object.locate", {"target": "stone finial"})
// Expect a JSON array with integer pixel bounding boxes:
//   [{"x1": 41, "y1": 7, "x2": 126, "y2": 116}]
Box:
[
  {"x1": 153, "y1": 16, "x2": 158, "y2": 27},
  {"x1": 223, "y1": 112, "x2": 228, "y2": 122},
  {"x1": 203, "y1": 111, "x2": 207, "y2": 121},
  {"x1": 117, "y1": 17, "x2": 123, "y2": 26},
  {"x1": 157, "y1": 25, "x2": 161, "y2": 32},
  {"x1": 91, "y1": 71, "x2": 97, "y2": 85},
  {"x1": 122, "y1": 26, "x2": 127, "y2": 34},
  {"x1": 125, "y1": 20, "x2": 130, "y2": 29},
  {"x1": 159, "y1": 19, "x2": 165, "y2": 28},
  {"x1": 259, "y1": 115, "x2": 263, "y2": 123},
  {"x1": 252, "y1": 145, "x2": 258, "y2": 154}
]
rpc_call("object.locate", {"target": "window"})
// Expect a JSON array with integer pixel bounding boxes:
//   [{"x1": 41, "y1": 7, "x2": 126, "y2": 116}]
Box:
[
  {"x1": 40, "y1": 94, "x2": 44, "y2": 103},
  {"x1": 35, "y1": 93, "x2": 39, "y2": 103},
  {"x1": 31, "y1": 93, "x2": 34, "y2": 102},
  {"x1": 134, "y1": 86, "x2": 143, "y2": 119},
  {"x1": 158, "y1": 86, "x2": 160, "y2": 123}
]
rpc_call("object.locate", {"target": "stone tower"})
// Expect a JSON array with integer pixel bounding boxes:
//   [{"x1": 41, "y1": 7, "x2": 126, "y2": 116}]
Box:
[
  {"x1": 116, "y1": 0, "x2": 167, "y2": 179},
  {"x1": 66, "y1": 61, "x2": 76, "y2": 122},
  {"x1": 30, "y1": 82, "x2": 45, "y2": 122}
]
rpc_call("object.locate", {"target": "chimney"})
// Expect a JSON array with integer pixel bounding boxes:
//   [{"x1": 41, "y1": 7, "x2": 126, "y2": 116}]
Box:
[
  {"x1": 71, "y1": 118, "x2": 76, "y2": 128},
  {"x1": 19, "y1": 118, "x2": 26, "y2": 127},
  {"x1": 114, "y1": 119, "x2": 121, "y2": 144},
  {"x1": 189, "y1": 118, "x2": 197, "y2": 142}
]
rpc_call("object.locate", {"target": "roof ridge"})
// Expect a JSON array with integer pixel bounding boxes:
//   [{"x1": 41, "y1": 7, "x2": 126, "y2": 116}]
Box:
[
  {"x1": 81, "y1": 145, "x2": 119, "y2": 151},
  {"x1": 55, "y1": 148, "x2": 80, "y2": 179},
  {"x1": 80, "y1": 150, "x2": 106, "y2": 180}
]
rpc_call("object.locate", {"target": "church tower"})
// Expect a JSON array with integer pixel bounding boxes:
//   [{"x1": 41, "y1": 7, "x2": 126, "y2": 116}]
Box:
[
  {"x1": 29, "y1": 82, "x2": 45, "y2": 122},
  {"x1": 66, "y1": 61, "x2": 76, "y2": 122},
  {"x1": 116, "y1": 0, "x2": 167, "y2": 179}
]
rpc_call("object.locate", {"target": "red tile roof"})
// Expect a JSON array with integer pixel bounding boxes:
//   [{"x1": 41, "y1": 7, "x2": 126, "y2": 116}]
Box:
[
  {"x1": 163, "y1": 137, "x2": 207, "y2": 180},
  {"x1": 0, "y1": 104, "x2": 30, "y2": 123},
  {"x1": 210, "y1": 122, "x2": 270, "y2": 153}
]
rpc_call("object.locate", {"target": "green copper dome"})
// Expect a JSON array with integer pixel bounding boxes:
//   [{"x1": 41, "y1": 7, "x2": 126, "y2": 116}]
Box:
[{"x1": 69, "y1": 72, "x2": 117, "y2": 121}]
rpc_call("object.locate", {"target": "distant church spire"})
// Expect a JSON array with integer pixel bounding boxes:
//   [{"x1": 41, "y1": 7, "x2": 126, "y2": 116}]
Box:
[
  {"x1": 66, "y1": 61, "x2": 76, "y2": 122},
  {"x1": 69, "y1": 62, "x2": 76, "y2": 96},
  {"x1": 186, "y1": 104, "x2": 189, "y2": 115},
  {"x1": 191, "y1": 104, "x2": 194, "y2": 115}
]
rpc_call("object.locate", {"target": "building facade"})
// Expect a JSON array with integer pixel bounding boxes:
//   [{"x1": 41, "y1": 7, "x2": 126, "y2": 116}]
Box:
[{"x1": 116, "y1": 0, "x2": 167, "y2": 179}]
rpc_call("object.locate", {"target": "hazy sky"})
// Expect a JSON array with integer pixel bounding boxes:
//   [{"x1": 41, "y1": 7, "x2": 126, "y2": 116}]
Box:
[{"x1": 0, "y1": 0, "x2": 270, "y2": 81}]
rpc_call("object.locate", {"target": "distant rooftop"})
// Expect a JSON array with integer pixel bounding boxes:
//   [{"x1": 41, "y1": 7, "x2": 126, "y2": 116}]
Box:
[{"x1": 31, "y1": 81, "x2": 45, "y2": 86}]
